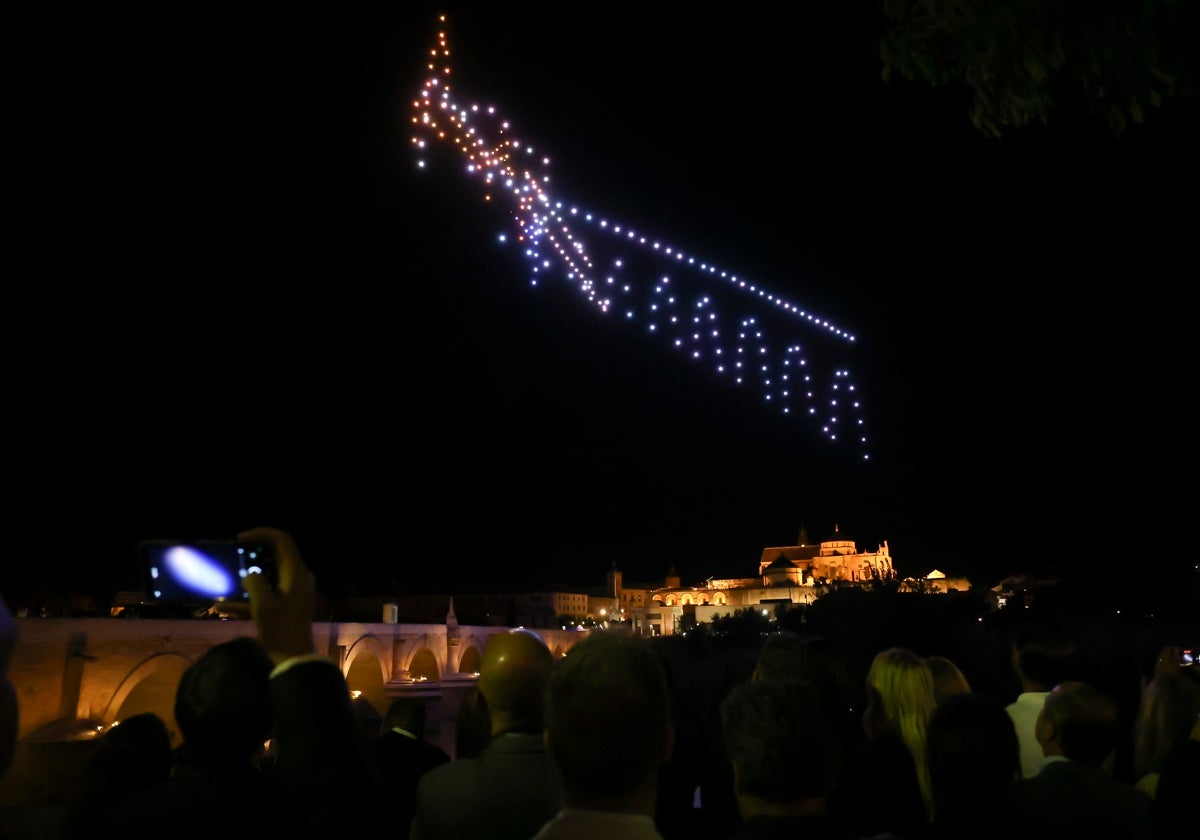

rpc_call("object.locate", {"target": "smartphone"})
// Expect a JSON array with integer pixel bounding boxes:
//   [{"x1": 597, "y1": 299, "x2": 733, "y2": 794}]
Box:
[
  {"x1": 140, "y1": 539, "x2": 275, "y2": 606},
  {"x1": 1183, "y1": 649, "x2": 1196, "y2": 667}
]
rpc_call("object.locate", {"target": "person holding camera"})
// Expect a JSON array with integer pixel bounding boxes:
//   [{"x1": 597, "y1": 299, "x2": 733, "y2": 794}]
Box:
[{"x1": 237, "y1": 526, "x2": 386, "y2": 836}]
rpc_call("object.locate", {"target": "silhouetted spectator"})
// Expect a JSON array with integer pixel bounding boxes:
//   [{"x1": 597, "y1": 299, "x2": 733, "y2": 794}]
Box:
[
  {"x1": 720, "y1": 677, "x2": 850, "y2": 839},
  {"x1": 694, "y1": 661, "x2": 751, "y2": 840},
  {"x1": 1132, "y1": 647, "x2": 1200, "y2": 798},
  {"x1": 925, "y1": 654, "x2": 972, "y2": 705},
  {"x1": 453, "y1": 686, "x2": 491, "y2": 760},
  {"x1": 63, "y1": 711, "x2": 175, "y2": 839},
  {"x1": 828, "y1": 646, "x2": 934, "y2": 837},
  {"x1": 754, "y1": 632, "x2": 864, "y2": 787},
  {"x1": 100, "y1": 711, "x2": 175, "y2": 784},
  {"x1": 1017, "y1": 680, "x2": 1152, "y2": 839},
  {"x1": 750, "y1": 631, "x2": 808, "y2": 683},
  {"x1": 1152, "y1": 712, "x2": 1200, "y2": 840},
  {"x1": 353, "y1": 696, "x2": 384, "y2": 742},
  {"x1": 924, "y1": 692, "x2": 1021, "y2": 838},
  {"x1": 411, "y1": 628, "x2": 562, "y2": 840},
  {"x1": 654, "y1": 644, "x2": 704, "y2": 840},
  {"x1": 239, "y1": 526, "x2": 386, "y2": 836},
  {"x1": 532, "y1": 629, "x2": 672, "y2": 840},
  {"x1": 114, "y1": 635, "x2": 277, "y2": 840},
  {"x1": 173, "y1": 636, "x2": 276, "y2": 774},
  {"x1": 370, "y1": 697, "x2": 450, "y2": 838},
  {"x1": 1005, "y1": 615, "x2": 1076, "y2": 778}
]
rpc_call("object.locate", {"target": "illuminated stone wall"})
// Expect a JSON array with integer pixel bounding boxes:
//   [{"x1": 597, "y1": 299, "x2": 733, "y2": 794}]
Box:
[{"x1": 1, "y1": 617, "x2": 587, "y2": 807}]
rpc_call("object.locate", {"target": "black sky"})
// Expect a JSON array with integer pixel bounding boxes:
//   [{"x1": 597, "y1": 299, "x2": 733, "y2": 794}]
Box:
[{"x1": 8, "y1": 1, "x2": 1198, "y2": 604}]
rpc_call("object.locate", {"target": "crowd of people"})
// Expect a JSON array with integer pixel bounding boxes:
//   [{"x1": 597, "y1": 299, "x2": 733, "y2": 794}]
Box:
[{"x1": 1, "y1": 527, "x2": 1198, "y2": 839}]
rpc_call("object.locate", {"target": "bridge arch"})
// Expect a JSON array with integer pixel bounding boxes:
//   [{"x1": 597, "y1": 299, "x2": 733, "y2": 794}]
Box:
[
  {"x1": 457, "y1": 644, "x2": 482, "y2": 675},
  {"x1": 407, "y1": 647, "x2": 440, "y2": 682},
  {"x1": 98, "y1": 651, "x2": 192, "y2": 744},
  {"x1": 344, "y1": 635, "x2": 388, "y2": 680},
  {"x1": 344, "y1": 636, "x2": 389, "y2": 719}
]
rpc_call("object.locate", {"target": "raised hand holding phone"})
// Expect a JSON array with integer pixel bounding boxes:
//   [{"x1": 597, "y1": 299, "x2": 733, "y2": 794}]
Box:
[
  {"x1": 140, "y1": 539, "x2": 276, "y2": 607},
  {"x1": 238, "y1": 526, "x2": 318, "y2": 665}
]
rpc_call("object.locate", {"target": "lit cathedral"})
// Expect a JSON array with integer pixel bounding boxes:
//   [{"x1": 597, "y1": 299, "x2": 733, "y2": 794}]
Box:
[{"x1": 617, "y1": 524, "x2": 899, "y2": 636}]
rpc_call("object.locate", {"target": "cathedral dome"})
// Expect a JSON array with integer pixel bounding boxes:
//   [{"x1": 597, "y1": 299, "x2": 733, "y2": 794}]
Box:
[{"x1": 763, "y1": 554, "x2": 802, "y2": 586}]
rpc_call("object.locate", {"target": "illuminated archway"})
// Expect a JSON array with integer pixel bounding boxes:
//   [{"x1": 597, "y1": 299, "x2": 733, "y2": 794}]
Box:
[
  {"x1": 408, "y1": 648, "x2": 440, "y2": 682},
  {"x1": 102, "y1": 652, "x2": 191, "y2": 747},
  {"x1": 458, "y1": 645, "x2": 482, "y2": 675},
  {"x1": 346, "y1": 651, "x2": 387, "y2": 720}
]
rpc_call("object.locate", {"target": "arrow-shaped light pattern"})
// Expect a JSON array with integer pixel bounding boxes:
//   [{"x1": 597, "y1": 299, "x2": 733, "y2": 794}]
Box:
[{"x1": 411, "y1": 14, "x2": 871, "y2": 461}]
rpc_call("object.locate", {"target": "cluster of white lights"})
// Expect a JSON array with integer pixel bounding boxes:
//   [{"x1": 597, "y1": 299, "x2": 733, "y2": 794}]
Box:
[{"x1": 410, "y1": 15, "x2": 870, "y2": 460}]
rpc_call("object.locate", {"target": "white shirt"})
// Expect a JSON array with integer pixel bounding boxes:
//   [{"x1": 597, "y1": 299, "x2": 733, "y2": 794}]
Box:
[
  {"x1": 1006, "y1": 691, "x2": 1050, "y2": 778},
  {"x1": 530, "y1": 808, "x2": 664, "y2": 840}
]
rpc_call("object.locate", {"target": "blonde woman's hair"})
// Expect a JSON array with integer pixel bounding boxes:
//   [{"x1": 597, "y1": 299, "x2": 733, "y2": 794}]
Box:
[
  {"x1": 866, "y1": 647, "x2": 938, "y2": 820},
  {"x1": 1133, "y1": 671, "x2": 1200, "y2": 783},
  {"x1": 925, "y1": 654, "x2": 972, "y2": 705}
]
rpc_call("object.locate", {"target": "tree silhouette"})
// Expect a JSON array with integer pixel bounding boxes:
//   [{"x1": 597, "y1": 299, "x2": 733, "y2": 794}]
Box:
[{"x1": 880, "y1": 0, "x2": 1198, "y2": 136}]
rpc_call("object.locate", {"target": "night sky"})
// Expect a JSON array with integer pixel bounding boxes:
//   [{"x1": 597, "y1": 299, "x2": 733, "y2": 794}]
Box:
[{"x1": 8, "y1": 2, "x2": 1198, "y2": 604}]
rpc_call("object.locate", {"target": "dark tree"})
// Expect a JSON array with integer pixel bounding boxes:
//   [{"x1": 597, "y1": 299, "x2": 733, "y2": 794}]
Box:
[{"x1": 880, "y1": 0, "x2": 1198, "y2": 136}]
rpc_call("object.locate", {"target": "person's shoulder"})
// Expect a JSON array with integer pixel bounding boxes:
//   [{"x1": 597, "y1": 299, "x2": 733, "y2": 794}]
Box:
[
  {"x1": 1036, "y1": 755, "x2": 1084, "y2": 774},
  {"x1": 1010, "y1": 691, "x2": 1049, "y2": 707},
  {"x1": 424, "y1": 739, "x2": 451, "y2": 758},
  {"x1": 1029, "y1": 759, "x2": 1147, "y2": 798},
  {"x1": 742, "y1": 813, "x2": 858, "y2": 840},
  {"x1": 416, "y1": 739, "x2": 451, "y2": 766},
  {"x1": 418, "y1": 754, "x2": 479, "y2": 788},
  {"x1": 479, "y1": 731, "x2": 547, "y2": 755}
]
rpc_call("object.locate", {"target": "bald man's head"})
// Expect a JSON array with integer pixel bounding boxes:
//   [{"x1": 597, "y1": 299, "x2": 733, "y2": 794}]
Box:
[{"x1": 478, "y1": 629, "x2": 554, "y2": 735}]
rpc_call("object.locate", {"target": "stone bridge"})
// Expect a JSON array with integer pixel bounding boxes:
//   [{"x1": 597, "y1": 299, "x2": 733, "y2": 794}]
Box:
[{"x1": 1, "y1": 617, "x2": 586, "y2": 807}]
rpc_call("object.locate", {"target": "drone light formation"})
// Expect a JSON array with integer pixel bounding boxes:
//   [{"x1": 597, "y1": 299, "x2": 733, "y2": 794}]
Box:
[{"x1": 411, "y1": 14, "x2": 871, "y2": 461}]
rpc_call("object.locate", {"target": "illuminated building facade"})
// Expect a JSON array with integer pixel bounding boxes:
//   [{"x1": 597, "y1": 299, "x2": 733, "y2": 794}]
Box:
[{"x1": 623, "y1": 524, "x2": 898, "y2": 635}]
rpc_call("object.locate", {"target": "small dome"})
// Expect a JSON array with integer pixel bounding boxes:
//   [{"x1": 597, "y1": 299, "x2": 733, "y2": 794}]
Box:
[{"x1": 765, "y1": 554, "x2": 796, "y2": 571}]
